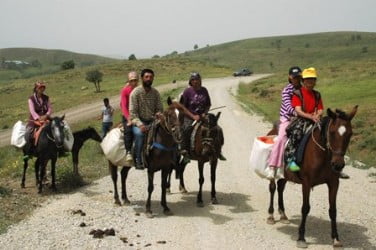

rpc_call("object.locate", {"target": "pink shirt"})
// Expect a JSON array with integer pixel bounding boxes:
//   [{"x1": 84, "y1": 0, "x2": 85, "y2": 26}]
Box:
[
  {"x1": 120, "y1": 84, "x2": 135, "y2": 119},
  {"x1": 28, "y1": 95, "x2": 52, "y2": 120}
]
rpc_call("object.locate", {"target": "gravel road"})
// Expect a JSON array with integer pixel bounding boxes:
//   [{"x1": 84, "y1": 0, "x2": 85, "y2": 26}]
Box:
[{"x1": 0, "y1": 75, "x2": 375, "y2": 249}]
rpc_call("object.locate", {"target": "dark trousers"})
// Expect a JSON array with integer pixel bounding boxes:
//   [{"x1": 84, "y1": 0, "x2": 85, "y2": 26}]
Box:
[
  {"x1": 122, "y1": 116, "x2": 133, "y2": 152},
  {"x1": 102, "y1": 122, "x2": 113, "y2": 138}
]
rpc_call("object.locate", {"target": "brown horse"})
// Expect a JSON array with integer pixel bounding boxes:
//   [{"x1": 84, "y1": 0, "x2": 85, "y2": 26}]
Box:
[
  {"x1": 267, "y1": 106, "x2": 358, "y2": 248},
  {"x1": 109, "y1": 97, "x2": 184, "y2": 218},
  {"x1": 176, "y1": 112, "x2": 224, "y2": 207}
]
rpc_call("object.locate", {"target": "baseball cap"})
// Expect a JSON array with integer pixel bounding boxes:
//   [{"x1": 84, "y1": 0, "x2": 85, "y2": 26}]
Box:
[
  {"x1": 302, "y1": 67, "x2": 317, "y2": 79},
  {"x1": 288, "y1": 66, "x2": 302, "y2": 77}
]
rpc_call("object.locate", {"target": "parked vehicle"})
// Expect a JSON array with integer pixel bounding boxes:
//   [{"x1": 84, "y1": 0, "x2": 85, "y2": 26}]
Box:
[{"x1": 233, "y1": 68, "x2": 252, "y2": 77}]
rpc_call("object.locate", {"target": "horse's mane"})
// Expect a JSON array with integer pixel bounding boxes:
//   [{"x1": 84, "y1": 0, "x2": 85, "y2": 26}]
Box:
[{"x1": 335, "y1": 109, "x2": 351, "y2": 121}]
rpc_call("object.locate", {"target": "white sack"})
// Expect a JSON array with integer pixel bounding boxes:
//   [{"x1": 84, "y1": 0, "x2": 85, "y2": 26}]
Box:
[
  {"x1": 63, "y1": 121, "x2": 74, "y2": 152},
  {"x1": 100, "y1": 128, "x2": 131, "y2": 167},
  {"x1": 10, "y1": 121, "x2": 26, "y2": 148},
  {"x1": 249, "y1": 136, "x2": 275, "y2": 179}
]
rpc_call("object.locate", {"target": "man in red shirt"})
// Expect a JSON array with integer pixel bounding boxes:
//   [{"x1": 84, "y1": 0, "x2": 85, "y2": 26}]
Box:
[{"x1": 120, "y1": 71, "x2": 139, "y2": 165}]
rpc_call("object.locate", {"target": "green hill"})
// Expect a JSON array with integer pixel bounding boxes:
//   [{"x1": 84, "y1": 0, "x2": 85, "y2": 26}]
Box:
[{"x1": 0, "y1": 48, "x2": 119, "y2": 82}]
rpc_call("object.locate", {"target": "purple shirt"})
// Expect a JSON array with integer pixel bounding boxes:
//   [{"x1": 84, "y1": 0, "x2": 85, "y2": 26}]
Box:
[
  {"x1": 181, "y1": 86, "x2": 211, "y2": 115},
  {"x1": 279, "y1": 83, "x2": 296, "y2": 121}
]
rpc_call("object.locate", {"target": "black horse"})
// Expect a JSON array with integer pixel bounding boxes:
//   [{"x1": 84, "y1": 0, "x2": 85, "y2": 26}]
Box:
[
  {"x1": 21, "y1": 126, "x2": 102, "y2": 188},
  {"x1": 21, "y1": 116, "x2": 66, "y2": 193},
  {"x1": 71, "y1": 126, "x2": 102, "y2": 175},
  {"x1": 174, "y1": 112, "x2": 224, "y2": 207},
  {"x1": 109, "y1": 97, "x2": 185, "y2": 218}
]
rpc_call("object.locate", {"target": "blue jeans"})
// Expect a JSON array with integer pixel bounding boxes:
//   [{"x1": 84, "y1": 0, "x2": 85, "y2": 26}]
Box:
[
  {"x1": 132, "y1": 125, "x2": 145, "y2": 165},
  {"x1": 102, "y1": 122, "x2": 113, "y2": 138}
]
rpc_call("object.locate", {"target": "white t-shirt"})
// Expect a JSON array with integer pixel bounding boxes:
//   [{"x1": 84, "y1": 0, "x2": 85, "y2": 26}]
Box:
[{"x1": 102, "y1": 106, "x2": 113, "y2": 122}]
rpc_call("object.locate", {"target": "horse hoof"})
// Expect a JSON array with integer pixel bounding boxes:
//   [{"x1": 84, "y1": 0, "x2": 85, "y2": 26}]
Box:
[
  {"x1": 114, "y1": 200, "x2": 122, "y2": 206},
  {"x1": 163, "y1": 209, "x2": 173, "y2": 216},
  {"x1": 180, "y1": 187, "x2": 188, "y2": 194},
  {"x1": 296, "y1": 240, "x2": 308, "y2": 248},
  {"x1": 197, "y1": 201, "x2": 204, "y2": 207},
  {"x1": 145, "y1": 211, "x2": 154, "y2": 219},
  {"x1": 21, "y1": 183, "x2": 25, "y2": 189},
  {"x1": 267, "y1": 217, "x2": 276, "y2": 225},
  {"x1": 211, "y1": 198, "x2": 218, "y2": 204},
  {"x1": 279, "y1": 216, "x2": 290, "y2": 224},
  {"x1": 122, "y1": 199, "x2": 131, "y2": 205},
  {"x1": 166, "y1": 188, "x2": 171, "y2": 194},
  {"x1": 333, "y1": 239, "x2": 343, "y2": 248}
]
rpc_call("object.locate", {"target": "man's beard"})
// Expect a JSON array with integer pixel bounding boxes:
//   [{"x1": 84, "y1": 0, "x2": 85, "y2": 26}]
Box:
[{"x1": 143, "y1": 80, "x2": 152, "y2": 88}]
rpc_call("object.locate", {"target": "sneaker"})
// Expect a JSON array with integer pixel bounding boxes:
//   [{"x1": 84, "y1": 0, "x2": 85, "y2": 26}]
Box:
[
  {"x1": 265, "y1": 167, "x2": 275, "y2": 180},
  {"x1": 288, "y1": 161, "x2": 300, "y2": 172},
  {"x1": 218, "y1": 153, "x2": 227, "y2": 161},
  {"x1": 180, "y1": 156, "x2": 190, "y2": 165},
  {"x1": 275, "y1": 167, "x2": 284, "y2": 179},
  {"x1": 339, "y1": 171, "x2": 350, "y2": 179},
  {"x1": 125, "y1": 152, "x2": 134, "y2": 166}
]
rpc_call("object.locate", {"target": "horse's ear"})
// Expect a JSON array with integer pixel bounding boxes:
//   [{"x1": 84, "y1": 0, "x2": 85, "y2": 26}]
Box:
[
  {"x1": 167, "y1": 96, "x2": 172, "y2": 106},
  {"x1": 61, "y1": 114, "x2": 65, "y2": 121},
  {"x1": 216, "y1": 112, "x2": 221, "y2": 121},
  {"x1": 327, "y1": 108, "x2": 336, "y2": 119},
  {"x1": 348, "y1": 105, "x2": 358, "y2": 120},
  {"x1": 179, "y1": 94, "x2": 184, "y2": 104}
]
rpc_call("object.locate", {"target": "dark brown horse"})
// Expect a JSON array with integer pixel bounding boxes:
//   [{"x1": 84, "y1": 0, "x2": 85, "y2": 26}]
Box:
[
  {"x1": 176, "y1": 112, "x2": 224, "y2": 207},
  {"x1": 267, "y1": 106, "x2": 358, "y2": 248},
  {"x1": 109, "y1": 97, "x2": 184, "y2": 218}
]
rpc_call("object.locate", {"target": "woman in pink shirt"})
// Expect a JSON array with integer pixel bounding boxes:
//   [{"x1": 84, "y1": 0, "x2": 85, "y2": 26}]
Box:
[{"x1": 120, "y1": 71, "x2": 139, "y2": 165}]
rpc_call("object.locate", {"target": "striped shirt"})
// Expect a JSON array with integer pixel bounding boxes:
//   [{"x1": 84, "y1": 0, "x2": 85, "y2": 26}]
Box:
[
  {"x1": 129, "y1": 86, "x2": 163, "y2": 127},
  {"x1": 279, "y1": 83, "x2": 297, "y2": 121}
]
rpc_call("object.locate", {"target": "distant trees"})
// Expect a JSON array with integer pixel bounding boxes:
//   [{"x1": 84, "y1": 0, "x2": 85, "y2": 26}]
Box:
[
  {"x1": 194, "y1": 44, "x2": 199, "y2": 50},
  {"x1": 128, "y1": 54, "x2": 137, "y2": 60},
  {"x1": 61, "y1": 60, "x2": 75, "y2": 70},
  {"x1": 152, "y1": 55, "x2": 160, "y2": 59},
  {"x1": 86, "y1": 69, "x2": 103, "y2": 92}
]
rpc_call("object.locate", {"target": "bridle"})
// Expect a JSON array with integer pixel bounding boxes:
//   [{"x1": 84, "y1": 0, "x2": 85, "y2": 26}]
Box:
[{"x1": 46, "y1": 120, "x2": 64, "y2": 148}]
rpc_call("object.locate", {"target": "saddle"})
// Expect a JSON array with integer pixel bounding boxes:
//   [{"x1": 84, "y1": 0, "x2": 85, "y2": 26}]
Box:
[{"x1": 32, "y1": 120, "x2": 49, "y2": 146}]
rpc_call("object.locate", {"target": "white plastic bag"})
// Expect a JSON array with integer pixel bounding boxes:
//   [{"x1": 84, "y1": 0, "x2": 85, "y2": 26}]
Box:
[
  {"x1": 63, "y1": 121, "x2": 74, "y2": 152},
  {"x1": 249, "y1": 135, "x2": 276, "y2": 179},
  {"x1": 100, "y1": 128, "x2": 130, "y2": 167},
  {"x1": 10, "y1": 121, "x2": 27, "y2": 148}
]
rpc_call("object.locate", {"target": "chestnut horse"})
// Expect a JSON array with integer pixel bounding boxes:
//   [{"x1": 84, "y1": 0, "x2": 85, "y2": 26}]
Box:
[
  {"x1": 267, "y1": 106, "x2": 358, "y2": 248},
  {"x1": 109, "y1": 97, "x2": 184, "y2": 218}
]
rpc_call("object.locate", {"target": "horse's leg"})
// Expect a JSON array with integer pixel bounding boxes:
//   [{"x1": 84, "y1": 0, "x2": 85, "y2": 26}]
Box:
[
  {"x1": 267, "y1": 180, "x2": 276, "y2": 224},
  {"x1": 21, "y1": 157, "x2": 29, "y2": 188},
  {"x1": 161, "y1": 168, "x2": 173, "y2": 215},
  {"x1": 197, "y1": 161, "x2": 205, "y2": 207},
  {"x1": 72, "y1": 149, "x2": 79, "y2": 176},
  {"x1": 50, "y1": 157, "x2": 57, "y2": 191},
  {"x1": 38, "y1": 159, "x2": 47, "y2": 194},
  {"x1": 166, "y1": 167, "x2": 172, "y2": 194},
  {"x1": 297, "y1": 181, "x2": 311, "y2": 248},
  {"x1": 328, "y1": 179, "x2": 342, "y2": 247},
  {"x1": 120, "y1": 166, "x2": 131, "y2": 205},
  {"x1": 179, "y1": 163, "x2": 188, "y2": 193},
  {"x1": 145, "y1": 170, "x2": 154, "y2": 218},
  {"x1": 34, "y1": 158, "x2": 40, "y2": 186},
  {"x1": 277, "y1": 179, "x2": 289, "y2": 224},
  {"x1": 109, "y1": 162, "x2": 121, "y2": 205},
  {"x1": 210, "y1": 158, "x2": 218, "y2": 204}
]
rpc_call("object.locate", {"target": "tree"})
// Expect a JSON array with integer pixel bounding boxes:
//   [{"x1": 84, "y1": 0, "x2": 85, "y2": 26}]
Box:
[
  {"x1": 61, "y1": 60, "x2": 75, "y2": 70},
  {"x1": 86, "y1": 69, "x2": 103, "y2": 92},
  {"x1": 128, "y1": 54, "x2": 137, "y2": 60},
  {"x1": 194, "y1": 44, "x2": 199, "y2": 50},
  {"x1": 152, "y1": 55, "x2": 160, "y2": 59}
]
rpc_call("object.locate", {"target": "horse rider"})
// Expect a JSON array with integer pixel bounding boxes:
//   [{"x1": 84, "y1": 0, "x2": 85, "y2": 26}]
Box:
[
  {"x1": 120, "y1": 71, "x2": 139, "y2": 166},
  {"x1": 129, "y1": 69, "x2": 164, "y2": 170},
  {"x1": 180, "y1": 72, "x2": 227, "y2": 164},
  {"x1": 24, "y1": 81, "x2": 52, "y2": 160},
  {"x1": 266, "y1": 66, "x2": 302, "y2": 180}
]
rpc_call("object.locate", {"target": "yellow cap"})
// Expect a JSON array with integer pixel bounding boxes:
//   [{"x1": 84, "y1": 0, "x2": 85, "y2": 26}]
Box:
[{"x1": 302, "y1": 67, "x2": 317, "y2": 79}]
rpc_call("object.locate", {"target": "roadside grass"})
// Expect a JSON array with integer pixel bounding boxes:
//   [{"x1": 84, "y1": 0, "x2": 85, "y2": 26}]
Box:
[
  {"x1": 0, "y1": 58, "x2": 230, "y2": 129},
  {"x1": 237, "y1": 60, "x2": 376, "y2": 168}
]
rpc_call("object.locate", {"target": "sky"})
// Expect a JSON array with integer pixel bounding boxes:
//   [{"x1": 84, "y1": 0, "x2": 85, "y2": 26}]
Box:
[{"x1": 1, "y1": 0, "x2": 376, "y2": 59}]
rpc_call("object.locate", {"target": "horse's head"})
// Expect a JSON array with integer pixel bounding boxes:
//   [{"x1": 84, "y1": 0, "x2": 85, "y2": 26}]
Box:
[
  {"x1": 49, "y1": 115, "x2": 66, "y2": 148},
  {"x1": 206, "y1": 112, "x2": 221, "y2": 128},
  {"x1": 159, "y1": 97, "x2": 183, "y2": 143},
  {"x1": 326, "y1": 105, "x2": 358, "y2": 172}
]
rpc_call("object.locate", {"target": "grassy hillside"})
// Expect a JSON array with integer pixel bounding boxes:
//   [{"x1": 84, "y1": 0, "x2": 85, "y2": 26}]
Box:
[
  {"x1": 0, "y1": 48, "x2": 119, "y2": 82},
  {"x1": 0, "y1": 57, "x2": 230, "y2": 129}
]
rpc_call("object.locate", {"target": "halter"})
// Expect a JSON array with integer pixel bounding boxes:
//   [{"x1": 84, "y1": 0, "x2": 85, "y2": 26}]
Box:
[
  {"x1": 311, "y1": 118, "x2": 346, "y2": 156},
  {"x1": 46, "y1": 120, "x2": 64, "y2": 148}
]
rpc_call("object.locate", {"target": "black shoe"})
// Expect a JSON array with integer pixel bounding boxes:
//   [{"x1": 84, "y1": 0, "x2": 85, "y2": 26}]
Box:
[{"x1": 135, "y1": 163, "x2": 145, "y2": 170}]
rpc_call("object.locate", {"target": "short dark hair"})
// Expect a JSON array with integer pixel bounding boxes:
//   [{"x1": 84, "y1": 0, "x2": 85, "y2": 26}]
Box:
[
  {"x1": 141, "y1": 68, "x2": 154, "y2": 77},
  {"x1": 103, "y1": 98, "x2": 109, "y2": 103}
]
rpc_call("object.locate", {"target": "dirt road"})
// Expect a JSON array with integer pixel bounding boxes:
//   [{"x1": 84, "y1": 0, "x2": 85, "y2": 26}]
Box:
[{"x1": 0, "y1": 76, "x2": 375, "y2": 249}]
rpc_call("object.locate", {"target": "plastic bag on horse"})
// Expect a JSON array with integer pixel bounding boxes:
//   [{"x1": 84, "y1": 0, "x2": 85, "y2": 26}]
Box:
[
  {"x1": 11, "y1": 120, "x2": 27, "y2": 148},
  {"x1": 249, "y1": 135, "x2": 276, "y2": 178},
  {"x1": 101, "y1": 127, "x2": 131, "y2": 167}
]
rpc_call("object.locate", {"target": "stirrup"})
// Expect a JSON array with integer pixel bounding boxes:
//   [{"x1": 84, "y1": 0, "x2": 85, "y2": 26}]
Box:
[
  {"x1": 218, "y1": 153, "x2": 227, "y2": 161},
  {"x1": 288, "y1": 161, "x2": 300, "y2": 172}
]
